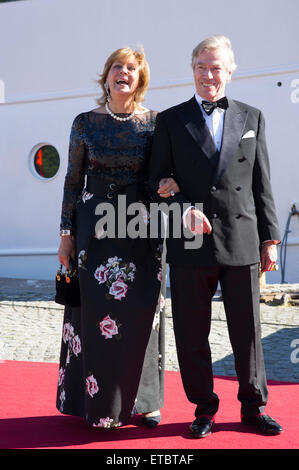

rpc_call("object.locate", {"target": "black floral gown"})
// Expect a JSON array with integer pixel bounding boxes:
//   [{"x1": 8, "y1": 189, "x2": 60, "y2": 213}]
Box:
[{"x1": 56, "y1": 110, "x2": 165, "y2": 428}]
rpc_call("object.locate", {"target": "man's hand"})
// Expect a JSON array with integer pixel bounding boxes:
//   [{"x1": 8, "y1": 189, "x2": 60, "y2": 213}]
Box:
[
  {"x1": 185, "y1": 207, "x2": 212, "y2": 235},
  {"x1": 260, "y1": 242, "x2": 278, "y2": 272},
  {"x1": 158, "y1": 177, "x2": 180, "y2": 198}
]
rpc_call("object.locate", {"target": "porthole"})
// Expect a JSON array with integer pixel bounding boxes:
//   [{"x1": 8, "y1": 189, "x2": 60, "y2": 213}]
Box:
[{"x1": 30, "y1": 144, "x2": 60, "y2": 180}]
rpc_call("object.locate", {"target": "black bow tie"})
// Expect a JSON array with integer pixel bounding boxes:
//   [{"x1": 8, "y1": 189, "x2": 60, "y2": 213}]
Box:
[{"x1": 201, "y1": 97, "x2": 229, "y2": 115}]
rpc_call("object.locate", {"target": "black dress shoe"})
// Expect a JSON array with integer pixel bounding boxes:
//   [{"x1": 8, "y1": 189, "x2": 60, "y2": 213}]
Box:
[
  {"x1": 141, "y1": 413, "x2": 161, "y2": 428},
  {"x1": 241, "y1": 414, "x2": 283, "y2": 435},
  {"x1": 190, "y1": 416, "x2": 214, "y2": 438}
]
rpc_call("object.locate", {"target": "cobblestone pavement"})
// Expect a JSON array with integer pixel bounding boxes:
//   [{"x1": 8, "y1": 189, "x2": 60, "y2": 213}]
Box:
[{"x1": 0, "y1": 278, "x2": 299, "y2": 383}]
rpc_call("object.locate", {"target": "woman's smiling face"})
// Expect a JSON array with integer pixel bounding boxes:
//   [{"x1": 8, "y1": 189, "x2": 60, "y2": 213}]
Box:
[{"x1": 106, "y1": 55, "x2": 140, "y2": 100}]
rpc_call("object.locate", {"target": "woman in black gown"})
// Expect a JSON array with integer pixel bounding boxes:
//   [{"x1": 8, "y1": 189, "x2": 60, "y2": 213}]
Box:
[{"x1": 56, "y1": 47, "x2": 178, "y2": 428}]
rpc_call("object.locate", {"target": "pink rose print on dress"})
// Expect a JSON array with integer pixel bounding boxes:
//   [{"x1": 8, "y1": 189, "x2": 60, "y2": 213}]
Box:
[
  {"x1": 86, "y1": 374, "x2": 99, "y2": 398},
  {"x1": 57, "y1": 323, "x2": 82, "y2": 411},
  {"x1": 72, "y1": 335, "x2": 82, "y2": 356},
  {"x1": 78, "y1": 250, "x2": 87, "y2": 270},
  {"x1": 94, "y1": 257, "x2": 136, "y2": 300},
  {"x1": 59, "y1": 389, "x2": 66, "y2": 411},
  {"x1": 66, "y1": 348, "x2": 71, "y2": 365},
  {"x1": 58, "y1": 367, "x2": 65, "y2": 386},
  {"x1": 109, "y1": 278, "x2": 128, "y2": 301},
  {"x1": 61, "y1": 322, "x2": 82, "y2": 365},
  {"x1": 99, "y1": 315, "x2": 119, "y2": 339},
  {"x1": 62, "y1": 322, "x2": 74, "y2": 343},
  {"x1": 94, "y1": 265, "x2": 109, "y2": 284}
]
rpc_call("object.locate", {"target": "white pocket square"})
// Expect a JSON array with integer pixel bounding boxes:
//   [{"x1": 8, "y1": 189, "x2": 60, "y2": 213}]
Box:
[{"x1": 242, "y1": 130, "x2": 255, "y2": 139}]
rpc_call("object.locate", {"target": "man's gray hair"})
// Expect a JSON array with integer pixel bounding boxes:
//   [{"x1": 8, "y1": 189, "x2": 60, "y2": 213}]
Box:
[{"x1": 191, "y1": 35, "x2": 237, "y2": 76}]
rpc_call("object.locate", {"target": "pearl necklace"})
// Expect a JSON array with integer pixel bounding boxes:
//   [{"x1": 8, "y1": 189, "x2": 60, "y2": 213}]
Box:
[{"x1": 105, "y1": 102, "x2": 136, "y2": 122}]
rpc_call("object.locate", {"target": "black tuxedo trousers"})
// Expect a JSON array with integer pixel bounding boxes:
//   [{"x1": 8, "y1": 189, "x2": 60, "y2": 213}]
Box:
[
  {"x1": 170, "y1": 263, "x2": 268, "y2": 417},
  {"x1": 149, "y1": 97, "x2": 280, "y2": 417}
]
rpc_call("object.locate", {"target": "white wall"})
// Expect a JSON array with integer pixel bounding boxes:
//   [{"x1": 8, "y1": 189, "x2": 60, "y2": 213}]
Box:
[{"x1": 0, "y1": 0, "x2": 298, "y2": 282}]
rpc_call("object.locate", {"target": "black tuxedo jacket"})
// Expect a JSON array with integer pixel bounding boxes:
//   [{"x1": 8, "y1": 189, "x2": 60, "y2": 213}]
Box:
[{"x1": 148, "y1": 96, "x2": 280, "y2": 267}]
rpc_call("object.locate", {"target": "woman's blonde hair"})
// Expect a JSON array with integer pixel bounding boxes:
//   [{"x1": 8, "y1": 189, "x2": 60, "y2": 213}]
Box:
[{"x1": 97, "y1": 47, "x2": 150, "y2": 107}]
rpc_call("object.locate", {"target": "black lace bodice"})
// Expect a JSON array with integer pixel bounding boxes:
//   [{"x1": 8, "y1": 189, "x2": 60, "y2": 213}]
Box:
[{"x1": 60, "y1": 110, "x2": 157, "y2": 231}]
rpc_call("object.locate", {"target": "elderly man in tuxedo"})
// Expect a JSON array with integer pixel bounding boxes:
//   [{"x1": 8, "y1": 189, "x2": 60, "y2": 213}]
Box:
[{"x1": 149, "y1": 35, "x2": 283, "y2": 438}]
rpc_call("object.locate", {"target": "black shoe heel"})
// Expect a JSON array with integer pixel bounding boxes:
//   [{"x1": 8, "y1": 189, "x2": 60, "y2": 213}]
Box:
[{"x1": 141, "y1": 414, "x2": 161, "y2": 428}]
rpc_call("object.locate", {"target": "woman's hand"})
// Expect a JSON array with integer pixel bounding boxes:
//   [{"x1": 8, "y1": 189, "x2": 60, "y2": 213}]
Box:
[
  {"x1": 58, "y1": 236, "x2": 76, "y2": 270},
  {"x1": 157, "y1": 177, "x2": 180, "y2": 198}
]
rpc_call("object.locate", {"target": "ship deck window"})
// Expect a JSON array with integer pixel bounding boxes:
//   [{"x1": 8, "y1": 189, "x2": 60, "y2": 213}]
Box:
[{"x1": 33, "y1": 145, "x2": 60, "y2": 179}]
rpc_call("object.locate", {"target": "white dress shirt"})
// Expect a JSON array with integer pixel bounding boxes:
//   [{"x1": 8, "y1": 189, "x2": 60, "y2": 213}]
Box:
[
  {"x1": 194, "y1": 92, "x2": 225, "y2": 151},
  {"x1": 182, "y1": 93, "x2": 226, "y2": 227}
]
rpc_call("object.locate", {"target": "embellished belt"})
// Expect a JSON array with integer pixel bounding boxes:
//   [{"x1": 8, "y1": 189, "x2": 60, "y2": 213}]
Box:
[{"x1": 85, "y1": 176, "x2": 143, "y2": 200}]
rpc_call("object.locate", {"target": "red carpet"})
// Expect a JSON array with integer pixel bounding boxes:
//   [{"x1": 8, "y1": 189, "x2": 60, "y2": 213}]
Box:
[{"x1": 0, "y1": 360, "x2": 298, "y2": 450}]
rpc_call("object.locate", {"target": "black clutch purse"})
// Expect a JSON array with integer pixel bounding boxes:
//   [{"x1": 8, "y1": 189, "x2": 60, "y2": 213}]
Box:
[{"x1": 55, "y1": 260, "x2": 80, "y2": 307}]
